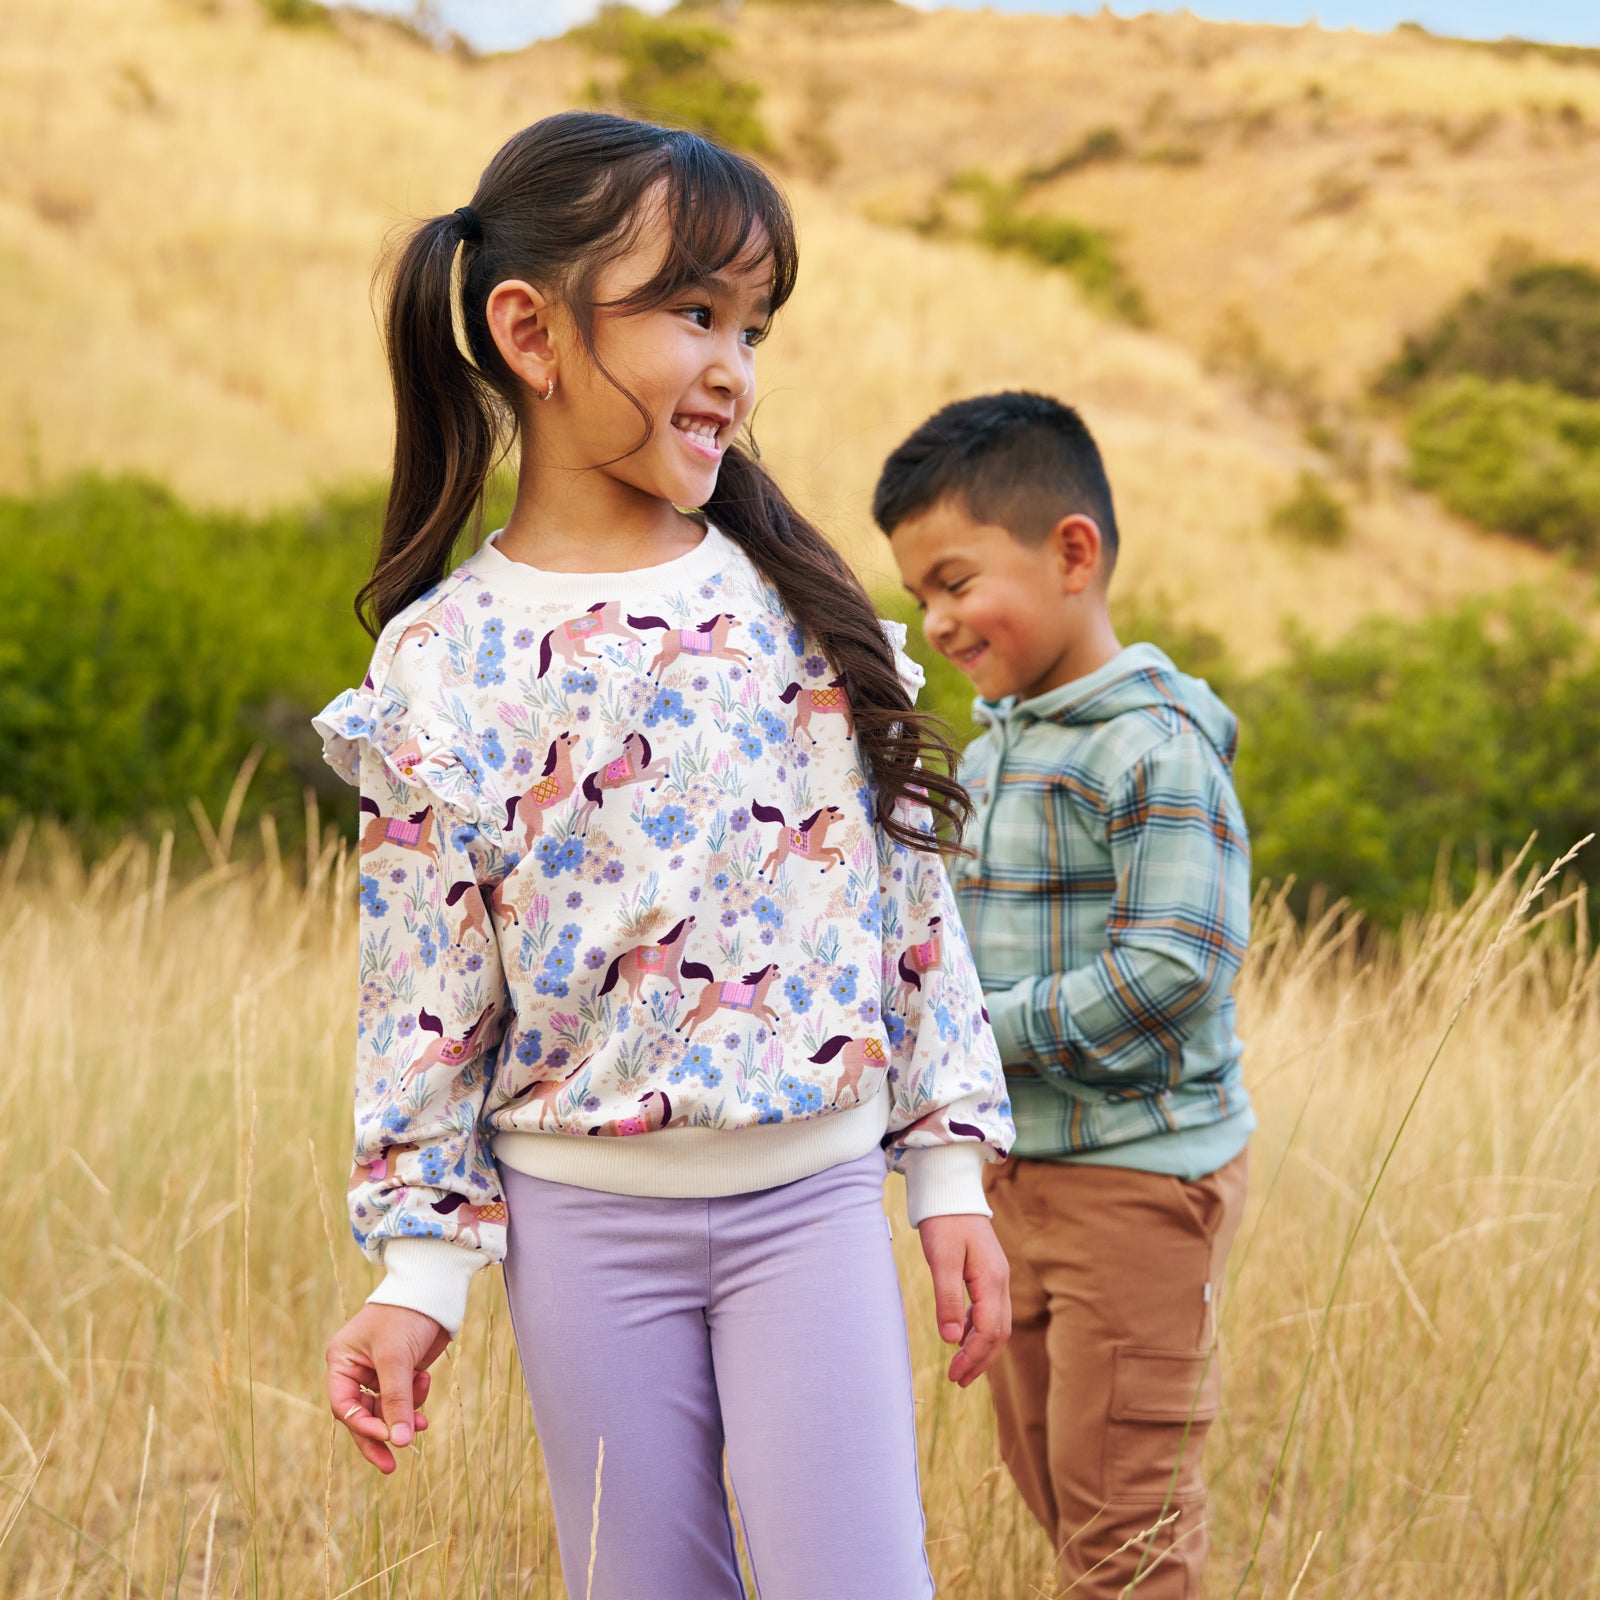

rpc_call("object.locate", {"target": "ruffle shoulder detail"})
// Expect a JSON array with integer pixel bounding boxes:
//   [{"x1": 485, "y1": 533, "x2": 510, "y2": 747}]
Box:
[{"x1": 878, "y1": 618, "x2": 927, "y2": 706}]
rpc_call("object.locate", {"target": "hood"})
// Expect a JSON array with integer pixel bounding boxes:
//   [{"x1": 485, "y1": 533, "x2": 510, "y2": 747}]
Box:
[{"x1": 971, "y1": 643, "x2": 1239, "y2": 768}]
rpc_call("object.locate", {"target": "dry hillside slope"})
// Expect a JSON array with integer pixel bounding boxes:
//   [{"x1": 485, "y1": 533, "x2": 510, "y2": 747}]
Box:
[{"x1": 0, "y1": 0, "x2": 1565, "y2": 662}]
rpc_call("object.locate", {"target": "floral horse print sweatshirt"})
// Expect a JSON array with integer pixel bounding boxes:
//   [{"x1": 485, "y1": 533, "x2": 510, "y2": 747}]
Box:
[{"x1": 315, "y1": 522, "x2": 1013, "y2": 1333}]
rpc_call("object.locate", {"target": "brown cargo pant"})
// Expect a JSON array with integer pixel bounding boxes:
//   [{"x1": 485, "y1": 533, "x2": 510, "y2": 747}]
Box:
[{"x1": 983, "y1": 1148, "x2": 1249, "y2": 1599}]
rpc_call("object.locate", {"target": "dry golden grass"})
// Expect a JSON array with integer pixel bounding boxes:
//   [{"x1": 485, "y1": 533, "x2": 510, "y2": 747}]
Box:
[
  {"x1": 1, "y1": 0, "x2": 1564, "y2": 667},
  {"x1": 2, "y1": 812, "x2": 1598, "y2": 1598}
]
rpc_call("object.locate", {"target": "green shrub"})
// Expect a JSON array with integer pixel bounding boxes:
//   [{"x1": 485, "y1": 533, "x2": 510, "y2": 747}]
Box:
[
  {"x1": 0, "y1": 475, "x2": 383, "y2": 853},
  {"x1": 572, "y1": 8, "x2": 770, "y2": 153},
  {"x1": 1234, "y1": 594, "x2": 1600, "y2": 926},
  {"x1": 1381, "y1": 256, "x2": 1600, "y2": 401},
  {"x1": 1269, "y1": 471, "x2": 1349, "y2": 547},
  {"x1": 953, "y1": 174, "x2": 1149, "y2": 325},
  {"x1": 1406, "y1": 376, "x2": 1600, "y2": 557},
  {"x1": 257, "y1": 0, "x2": 331, "y2": 26}
]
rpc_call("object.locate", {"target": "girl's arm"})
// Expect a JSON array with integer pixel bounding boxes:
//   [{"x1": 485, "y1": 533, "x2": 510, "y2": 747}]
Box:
[{"x1": 319, "y1": 683, "x2": 514, "y2": 1341}]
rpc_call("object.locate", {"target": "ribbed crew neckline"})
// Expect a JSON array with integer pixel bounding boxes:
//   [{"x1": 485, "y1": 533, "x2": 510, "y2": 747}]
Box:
[{"x1": 469, "y1": 522, "x2": 737, "y2": 607}]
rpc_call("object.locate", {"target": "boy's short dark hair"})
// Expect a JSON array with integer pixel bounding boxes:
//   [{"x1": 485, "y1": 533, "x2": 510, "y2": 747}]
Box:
[{"x1": 871, "y1": 391, "x2": 1119, "y2": 572}]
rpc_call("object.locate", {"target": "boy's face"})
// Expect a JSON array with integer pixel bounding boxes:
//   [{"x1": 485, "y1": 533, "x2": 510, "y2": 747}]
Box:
[{"x1": 890, "y1": 495, "x2": 1105, "y2": 703}]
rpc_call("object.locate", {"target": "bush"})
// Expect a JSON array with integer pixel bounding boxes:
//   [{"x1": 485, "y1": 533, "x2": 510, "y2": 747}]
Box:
[
  {"x1": 1381, "y1": 255, "x2": 1600, "y2": 401},
  {"x1": 1406, "y1": 376, "x2": 1600, "y2": 557},
  {"x1": 1269, "y1": 471, "x2": 1349, "y2": 547},
  {"x1": 1234, "y1": 594, "x2": 1600, "y2": 926},
  {"x1": 0, "y1": 475, "x2": 384, "y2": 853},
  {"x1": 954, "y1": 174, "x2": 1149, "y2": 325},
  {"x1": 573, "y1": 8, "x2": 770, "y2": 154}
]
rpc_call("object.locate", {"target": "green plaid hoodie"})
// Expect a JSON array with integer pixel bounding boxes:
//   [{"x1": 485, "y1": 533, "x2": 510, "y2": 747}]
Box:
[{"x1": 949, "y1": 643, "x2": 1254, "y2": 1177}]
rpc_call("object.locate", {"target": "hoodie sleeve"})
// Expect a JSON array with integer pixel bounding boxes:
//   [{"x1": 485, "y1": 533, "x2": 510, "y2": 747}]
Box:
[
  {"x1": 984, "y1": 731, "x2": 1250, "y2": 1089},
  {"x1": 314, "y1": 659, "x2": 512, "y2": 1339},
  {"x1": 874, "y1": 621, "x2": 1014, "y2": 1225}
]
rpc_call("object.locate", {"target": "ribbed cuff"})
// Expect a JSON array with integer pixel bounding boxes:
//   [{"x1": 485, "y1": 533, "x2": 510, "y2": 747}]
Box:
[
  {"x1": 902, "y1": 1143, "x2": 991, "y2": 1226},
  {"x1": 984, "y1": 978, "x2": 1038, "y2": 1068},
  {"x1": 367, "y1": 1238, "x2": 487, "y2": 1338}
]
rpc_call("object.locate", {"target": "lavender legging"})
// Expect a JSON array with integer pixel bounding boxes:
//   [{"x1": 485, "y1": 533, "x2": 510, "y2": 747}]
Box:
[{"x1": 499, "y1": 1147, "x2": 937, "y2": 1600}]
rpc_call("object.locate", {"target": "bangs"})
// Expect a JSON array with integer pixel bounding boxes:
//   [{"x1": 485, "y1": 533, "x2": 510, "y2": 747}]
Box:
[{"x1": 608, "y1": 134, "x2": 797, "y2": 318}]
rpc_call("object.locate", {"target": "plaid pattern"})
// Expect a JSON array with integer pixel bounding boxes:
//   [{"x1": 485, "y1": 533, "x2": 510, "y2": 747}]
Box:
[{"x1": 949, "y1": 645, "x2": 1252, "y2": 1160}]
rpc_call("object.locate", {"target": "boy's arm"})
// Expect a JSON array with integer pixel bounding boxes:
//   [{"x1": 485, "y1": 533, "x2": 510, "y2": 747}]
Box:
[{"x1": 983, "y1": 733, "x2": 1250, "y2": 1088}]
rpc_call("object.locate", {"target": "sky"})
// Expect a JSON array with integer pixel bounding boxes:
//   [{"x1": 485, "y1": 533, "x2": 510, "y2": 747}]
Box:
[{"x1": 367, "y1": 0, "x2": 1600, "y2": 51}]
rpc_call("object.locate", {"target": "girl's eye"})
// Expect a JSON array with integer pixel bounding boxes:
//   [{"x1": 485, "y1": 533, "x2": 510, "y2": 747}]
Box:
[
  {"x1": 742, "y1": 324, "x2": 770, "y2": 348},
  {"x1": 681, "y1": 305, "x2": 713, "y2": 328}
]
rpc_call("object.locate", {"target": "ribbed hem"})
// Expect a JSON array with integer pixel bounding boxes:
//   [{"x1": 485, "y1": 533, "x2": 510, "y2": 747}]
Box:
[
  {"x1": 470, "y1": 522, "x2": 738, "y2": 606},
  {"x1": 902, "y1": 1143, "x2": 991, "y2": 1226},
  {"x1": 368, "y1": 1238, "x2": 487, "y2": 1339},
  {"x1": 494, "y1": 1093, "x2": 891, "y2": 1197}
]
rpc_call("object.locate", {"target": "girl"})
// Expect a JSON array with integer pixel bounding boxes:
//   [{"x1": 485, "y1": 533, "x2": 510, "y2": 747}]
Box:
[{"x1": 317, "y1": 111, "x2": 1013, "y2": 1600}]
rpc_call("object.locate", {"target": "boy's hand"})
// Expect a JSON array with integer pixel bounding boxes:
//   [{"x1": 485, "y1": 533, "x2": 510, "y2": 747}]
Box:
[
  {"x1": 917, "y1": 1214, "x2": 1011, "y2": 1387},
  {"x1": 326, "y1": 1303, "x2": 449, "y2": 1473}
]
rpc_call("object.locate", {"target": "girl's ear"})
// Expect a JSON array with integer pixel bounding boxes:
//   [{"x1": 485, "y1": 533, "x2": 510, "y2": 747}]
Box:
[
  {"x1": 485, "y1": 280, "x2": 559, "y2": 399},
  {"x1": 1051, "y1": 514, "x2": 1105, "y2": 595}
]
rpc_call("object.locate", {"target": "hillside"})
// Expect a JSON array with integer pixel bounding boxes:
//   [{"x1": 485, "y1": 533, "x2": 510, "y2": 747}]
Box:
[{"x1": 2, "y1": 0, "x2": 1583, "y2": 663}]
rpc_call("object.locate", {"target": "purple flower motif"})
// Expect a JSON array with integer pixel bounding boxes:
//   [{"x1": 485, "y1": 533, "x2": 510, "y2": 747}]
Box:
[
  {"x1": 397, "y1": 1014, "x2": 417, "y2": 1037},
  {"x1": 795, "y1": 752, "x2": 809, "y2": 768},
  {"x1": 465, "y1": 952, "x2": 484, "y2": 972},
  {"x1": 576, "y1": 705, "x2": 591, "y2": 722},
  {"x1": 689, "y1": 886, "x2": 701, "y2": 902},
  {"x1": 804, "y1": 654, "x2": 827, "y2": 677},
  {"x1": 729, "y1": 808, "x2": 750, "y2": 833},
  {"x1": 721, "y1": 909, "x2": 739, "y2": 927},
  {"x1": 857, "y1": 998, "x2": 881, "y2": 1023},
  {"x1": 512, "y1": 747, "x2": 534, "y2": 776},
  {"x1": 582, "y1": 1095, "x2": 602, "y2": 1113},
  {"x1": 583, "y1": 946, "x2": 608, "y2": 969},
  {"x1": 669, "y1": 855, "x2": 683, "y2": 870},
  {"x1": 389, "y1": 868, "x2": 406, "y2": 883},
  {"x1": 691, "y1": 675, "x2": 709, "y2": 691},
  {"x1": 477, "y1": 590, "x2": 494, "y2": 607},
  {"x1": 514, "y1": 628, "x2": 535, "y2": 649},
  {"x1": 602, "y1": 860, "x2": 626, "y2": 883},
  {"x1": 546, "y1": 1047, "x2": 571, "y2": 1072},
  {"x1": 724, "y1": 1032, "x2": 740, "y2": 1049},
  {"x1": 566, "y1": 890, "x2": 583, "y2": 908}
]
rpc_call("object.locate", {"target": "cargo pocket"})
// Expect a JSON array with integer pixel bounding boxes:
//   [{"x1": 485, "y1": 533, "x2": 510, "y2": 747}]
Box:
[{"x1": 1103, "y1": 1345, "x2": 1221, "y2": 1504}]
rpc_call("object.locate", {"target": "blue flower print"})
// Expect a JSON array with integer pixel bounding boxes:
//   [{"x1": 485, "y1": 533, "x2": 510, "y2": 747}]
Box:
[
  {"x1": 534, "y1": 971, "x2": 570, "y2": 997},
  {"x1": 643, "y1": 687, "x2": 695, "y2": 728},
  {"x1": 751, "y1": 1091, "x2": 784, "y2": 1125},
  {"x1": 829, "y1": 964, "x2": 859, "y2": 1005},
  {"x1": 752, "y1": 896, "x2": 782, "y2": 927},
  {"x1": 535, "y1": 835, "x2": 586, "y2": 878},
  {"x1": 778, "y1": 1074, "x2": 823, "y2": 1115},
  {"x1": 680, "y1": 1044, "x2": 714, "y2": 1080},
  {"x1": 884, "y1": 1010, "x2": 907, "y2": 1048},
  {"x1": 418, "y1": 927, "x2": 438, "y2": 967},
  {"x1": 397, "y1": 1213, "x2": 446, "y2": 1238},
  {"x1": 358, "y1": 873, "x2": 388, "y2": 917},
  {"x1": 479, "y1": 728, "x2": 506, "y2": 769},
  {"x1": 786, "y1": 624, "x2": 805, "y2": 654},
  {"x1": 733, "y1": 727, "x2": 763, "y2": 760},
  {"x1": 514, "y1": 1028, "x2": 543, "y2": 1065},
  {"x1": 543, "y1": 945, "x2": 575, "y2": 979},
  {"x1": 729, "y1": 807, "x2": 750, "y2": 833},
  {"x1": 453, "y1": 748, "x2": 486, "y2": 786},
  {"x1": 482, "y1": 616, "x2": 504, "y2": 639},
  {"x1": 560, "y1": 667, "x2": 599, "y2": 695},
  {"x1": 701, "y1": 1064, "x2": 723, "y2": 1089},
  {"x1": 451, "y1": 822, "x2": 477, "y2": 853},
  {"x1": 711, "y1": 871, "x2": 731, "y2": 892},
  {"x1": 558, "y1": 922, "x2": 581, "y2": 946},
  {"x1": 419, "y1": 1148, "x2": 447, "y2": 1184},
  {"x1": 749, "y1": 620, "x2": 777, "y2": 654},
  {"x1": 782, "y1": 976, "x2": 812, "y2": 1014},
  {"x1": 641, "y1": 803, "x2": 696, "y2": 850},
  {"x1": 757, "y1": 709, "x2": 787, "y2": 745},
  {"x1": 380, "y1": 1105, "x2": 411, "y2": 1138}
]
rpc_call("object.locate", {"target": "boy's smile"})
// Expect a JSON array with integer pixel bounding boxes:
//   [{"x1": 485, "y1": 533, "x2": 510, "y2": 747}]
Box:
[{"x1": 891, "y1": 496, "x2": 1118, "y2": 703}]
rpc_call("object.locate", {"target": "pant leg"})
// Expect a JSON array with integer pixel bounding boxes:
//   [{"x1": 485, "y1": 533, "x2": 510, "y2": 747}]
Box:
[
  {"x1": 498, "y1": 1163, "x2": 746, "y2": 1600},
  {"x1": 982, "y1": 1158, "x2": 1060, "y2": 1541},
  {"x1": 1015, "y1": 1150, "x2": 1249, "y2": 1600},
  {"x1": 707, "y1": 1149, "x2": 935, "y2": 1600}
]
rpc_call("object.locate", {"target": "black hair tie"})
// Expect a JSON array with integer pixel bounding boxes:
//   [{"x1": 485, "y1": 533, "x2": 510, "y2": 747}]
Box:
[{"x1": 453, "y1": 205, "x2": 483, "y2": 244}]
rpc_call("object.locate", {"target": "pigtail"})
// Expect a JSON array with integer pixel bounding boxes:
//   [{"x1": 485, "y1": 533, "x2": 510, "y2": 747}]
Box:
[
  {"x1": 356, "y1": 217, "x2": 504, "y2": 638},
  {"x1": 706, "y1": 444, "x2": 973, "y2": 856}
]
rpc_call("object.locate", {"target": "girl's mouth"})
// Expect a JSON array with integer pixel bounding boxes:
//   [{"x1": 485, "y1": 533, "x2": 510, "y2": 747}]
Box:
[{"x1": 671, "y1": 413, "x2": 726, "y2": 461}]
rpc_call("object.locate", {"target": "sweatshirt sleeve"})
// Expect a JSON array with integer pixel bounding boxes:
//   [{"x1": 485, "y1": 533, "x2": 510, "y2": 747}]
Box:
[
  {"x1": 873, "y1": 622, "x2": 1013, "y2": 1225},
  {"x1": 984, "y1": 733, "x2": 1250, "y2": 1090},
  {"x1": 315, "y1": 675, "x2": 512, "y2": 1338}
]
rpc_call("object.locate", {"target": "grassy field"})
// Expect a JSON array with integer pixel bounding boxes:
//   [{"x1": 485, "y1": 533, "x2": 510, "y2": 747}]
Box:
[
  {"x1": 1, "y1": 0, "x2": 1567, "y2": 666},
  {"x1": 1, "y1": 816, "x2": 1596, "y2": 1598}
]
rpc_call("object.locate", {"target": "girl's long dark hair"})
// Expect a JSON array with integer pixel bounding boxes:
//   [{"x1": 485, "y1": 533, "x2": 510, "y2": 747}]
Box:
[{"x1": 361, "y1": 110, "x2": 970, "y2": 852}]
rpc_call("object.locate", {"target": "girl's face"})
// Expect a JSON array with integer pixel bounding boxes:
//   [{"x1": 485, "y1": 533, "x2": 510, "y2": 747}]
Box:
[{"x1": 551, "y1": 208, "x2": 774, "y2": 511}]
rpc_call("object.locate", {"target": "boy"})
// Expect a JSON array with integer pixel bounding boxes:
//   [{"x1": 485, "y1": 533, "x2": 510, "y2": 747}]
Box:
[{"x1": 874, "y1": 392, "x2": 1253, "y2": 1598}]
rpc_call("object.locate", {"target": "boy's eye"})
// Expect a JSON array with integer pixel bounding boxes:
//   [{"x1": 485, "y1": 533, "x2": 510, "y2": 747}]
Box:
[{"x1": 947, "y1": 577, "x2": 971, "y2": 594}]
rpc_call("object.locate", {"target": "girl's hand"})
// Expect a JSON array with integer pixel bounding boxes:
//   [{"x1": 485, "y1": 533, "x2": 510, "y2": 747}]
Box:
[
  {"x1": 325, "y1": 1303, "x2": 450, "y2": 1473},
  {"x1": 916, "y1": 1214, "x2": 1012, "y2": 1387}
]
